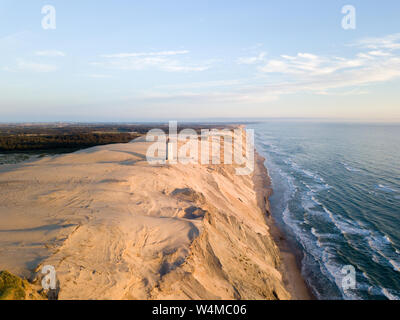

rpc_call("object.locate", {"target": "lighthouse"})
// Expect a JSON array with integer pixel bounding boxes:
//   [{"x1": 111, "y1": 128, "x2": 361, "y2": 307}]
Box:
[{"x1": 166, "y1": 137, "x2": 174, "y2": 163}]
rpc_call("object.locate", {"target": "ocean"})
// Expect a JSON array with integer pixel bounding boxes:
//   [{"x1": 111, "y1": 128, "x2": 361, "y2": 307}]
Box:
[{"x1": 249, "y1": 122, "x2": 400, "y2": 300}]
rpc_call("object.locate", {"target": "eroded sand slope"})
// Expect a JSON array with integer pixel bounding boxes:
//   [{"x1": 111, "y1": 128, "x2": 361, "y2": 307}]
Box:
[{"x1": 0, "y1": 136, "x2": 291, "y2": 300}]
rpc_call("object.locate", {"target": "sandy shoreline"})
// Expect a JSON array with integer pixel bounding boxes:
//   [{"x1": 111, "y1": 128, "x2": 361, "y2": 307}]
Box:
[
  {"x1": 253, "y1": 153, "x2": 313, "y2": 300},
  {"x1": 0, "y1": 131, "x2": 311, "y2": 300}
]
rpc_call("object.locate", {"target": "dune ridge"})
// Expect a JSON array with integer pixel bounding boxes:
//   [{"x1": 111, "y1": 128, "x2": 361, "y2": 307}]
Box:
[{"x1": 0, "y1": 130, "x2": 309, "y2": 300}]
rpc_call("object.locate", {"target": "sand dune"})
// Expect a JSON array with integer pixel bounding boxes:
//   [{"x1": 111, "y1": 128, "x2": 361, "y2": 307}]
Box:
[{"x1": 0, "y1": 132, "x2": 309, "y2": 300}]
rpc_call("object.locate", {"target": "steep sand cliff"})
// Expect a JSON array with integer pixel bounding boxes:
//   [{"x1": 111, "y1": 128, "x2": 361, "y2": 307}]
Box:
[{"x1": 0, "y1": 132, "x2": 308, "y2": 300}]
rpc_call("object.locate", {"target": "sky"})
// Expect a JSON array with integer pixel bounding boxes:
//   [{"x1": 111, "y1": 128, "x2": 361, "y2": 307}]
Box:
[{"x1": 1, "y1": 0, "x2": 400, "y2": 122}]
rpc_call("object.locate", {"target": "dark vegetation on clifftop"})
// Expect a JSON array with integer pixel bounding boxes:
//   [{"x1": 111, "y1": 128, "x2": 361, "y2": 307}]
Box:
[
  {"x1": 0, "y1": 123, "x2": 229, "y2": 152},
  {"x1": 0, "y1": 132, "x2": 138, "y2": 151}
]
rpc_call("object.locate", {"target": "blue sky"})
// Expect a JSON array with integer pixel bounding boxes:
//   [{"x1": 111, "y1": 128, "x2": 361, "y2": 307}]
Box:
[{"x1": 1, "y1": 0, "x2": 400, "y2": 122}]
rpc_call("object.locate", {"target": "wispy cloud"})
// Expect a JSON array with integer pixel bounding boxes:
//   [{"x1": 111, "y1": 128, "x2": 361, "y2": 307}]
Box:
[
  {"x1": 355, "y1": 33, "x2": 400, "y2": 50},
  {"x1": 93, "y1": 50, "x2": 209, "y2": 72},
  {"x1": 156, "y1": 79, "x2": 244, "y2": 90},
  {"x1": 35, "y1": 50, "x2": 66, "y2": 57},
  {"x1": 259, "y1": 52, "x2": 365, "y2": 76},
  {"x1": 84, "y1": 74, "x2": 113, "y2": 79},
  {"x1": 131, "y1": 90, "x2": 279, "y2": 105},
  {"x1": 237, "y1": 52, "x2": 267, "y2": 65},
  {"x1": 100, "y1": 50, "x2": 189, "y2": 58},
  {"x1": 16, "y1": 59, "x2": 58, "y2": 72},
  {"x1": 133, "y1": 33, "x2": 400, "y2": 105},
  {"x1": 0, "y1": 31, "x2": 31, "y2": 48},
  {"x1": 242, "y1": 43, "x2": 264, "y2": 52},
  {"x1": 250, "y1": 33, "x2": 400, "y2": 95}
]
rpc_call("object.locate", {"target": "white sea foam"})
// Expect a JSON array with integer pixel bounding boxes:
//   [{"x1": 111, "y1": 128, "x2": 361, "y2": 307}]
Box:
[
  {"x1": 388, "y1": 260, "x2": 400, "y2": 273},
  {"x1": 381, "y1": 288, "x2": 400, "y2": 300},
  {"x1": 304, "y1": 182, "x2": 331, "y2": 194},
  {"x1": 284, "y1": 167, "x2": 400, "y2": 298},
  {"x1": 372, "y1": 255, "x2": 380, "y2": 264},
  {"x1": 341, "y1": 162, "x2": 362, "y2": 172},
  {"x1": 310, "y1": 196, "x2": 372, "y2": 237},
  {"x1": 289, "y1": 161, "x2": 326, "y2": 184},
  {"x1": 376, "y1": 184, "x2": 398, "y2": 193},
  {"x1": 282, "y1": 201, "x2": 363, "y2": 299},
  {"x1": 305, "y1": 190, "x2": 400, "y2": 292},
  {"x1": 274, "y1": 156, "x2": 365, "y2": 299},
  {"x1": 367, "y1": 233, "x2": 400, "y2": 273}
]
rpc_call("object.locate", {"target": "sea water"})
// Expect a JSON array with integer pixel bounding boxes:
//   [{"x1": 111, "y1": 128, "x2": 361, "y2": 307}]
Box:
[{"x1": 248, "y1": 122, "x2": 400, "y2": 300}]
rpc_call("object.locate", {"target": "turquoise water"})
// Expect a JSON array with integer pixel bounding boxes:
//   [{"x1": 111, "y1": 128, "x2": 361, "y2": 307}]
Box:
[{"x1": 249, "y1": 122, "x2": 400, "y2": 300}]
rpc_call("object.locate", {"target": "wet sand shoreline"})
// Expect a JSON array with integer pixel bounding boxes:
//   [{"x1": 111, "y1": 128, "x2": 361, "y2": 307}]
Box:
[{"x1": 253, "y1": 152, "x2": 314, "y2": 300}]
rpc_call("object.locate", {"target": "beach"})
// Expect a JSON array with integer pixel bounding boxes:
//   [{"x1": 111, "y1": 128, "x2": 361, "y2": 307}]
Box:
[
  {"x1": 0, "y1": 131, "x2": 310, "y2": 300},
  {"x1": 253, "y1": 153, "x2": 312, "y2": 300}
]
